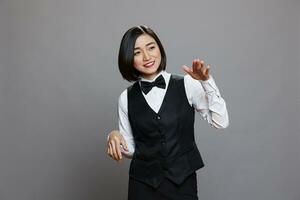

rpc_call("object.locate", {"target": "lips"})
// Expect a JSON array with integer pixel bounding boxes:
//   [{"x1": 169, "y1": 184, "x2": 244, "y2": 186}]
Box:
[{"x1": 143, "y1": 61, "x2": 155, "y2": 68}]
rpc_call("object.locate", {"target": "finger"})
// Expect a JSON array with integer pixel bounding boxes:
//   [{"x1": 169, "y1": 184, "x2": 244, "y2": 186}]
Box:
[
  {"x1": 200, "y1": 60, "x2": 205, "y2": 68},
  {"x1": 110, "y1": 140, "x2": 119, "y2": 160},
  {"x1": 108, "y1": 143, "x2": 113, "y2": 158},
  {"x1": 120, "y1": 137, "x2": 128, "y2": 151},
  {"x1": 201, "y1": 64, "x2": 207, "y2": 75},
  {"x1": 196, "y1": 59, "x2": 203, "y2": 72},
  {"x1": 192, "y1": 59, "x2": 198, "y2": 72},
  {"x1": 110, "y1": 143, "x2": 115, "y2": 159},
  {"x1": 206, "y1": 65, "x2": 210, "y2": 76},
  {"x1": 113, "y1": 140, "x2": 122, "y2": 160},
  {"x1": 192, "y1": 59, "x2": 196, "y2": 69},
  {"x1": 196, "y1": 59, "x2": 203, "y2": 71},
  {"x1": 198, "y1": 59, "x2": 204, "y2": 71},
  {"x1": 115, "y1": 139, "x2": 122, "y2": 160}
]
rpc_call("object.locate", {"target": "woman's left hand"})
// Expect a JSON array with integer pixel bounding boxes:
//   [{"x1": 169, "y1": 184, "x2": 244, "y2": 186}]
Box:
[{"x1": 182, "y1": 59, "x2": 210, "y2": 81}]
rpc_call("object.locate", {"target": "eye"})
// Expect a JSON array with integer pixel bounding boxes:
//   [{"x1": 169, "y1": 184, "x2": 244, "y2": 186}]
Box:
[
  {"x1": 134, "y1": 51, "x2": 140, "y2": 56},
  {"x1": 149, "y1": 46, "x2": 155, "y2": 50}
]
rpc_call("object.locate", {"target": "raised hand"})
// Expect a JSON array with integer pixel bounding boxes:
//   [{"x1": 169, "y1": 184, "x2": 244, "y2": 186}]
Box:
[
  {"x1": 182, "y1": 59, "x2": 210, "y2": 81},
  {"x1": 107, "y1": 130, "x2": 128, "y2": 162}
]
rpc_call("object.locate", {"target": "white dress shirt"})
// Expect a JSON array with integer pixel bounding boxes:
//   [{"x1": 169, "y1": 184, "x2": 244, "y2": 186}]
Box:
[{"x1": 108, "y1": 70, "x2": 229, "y2": 159}]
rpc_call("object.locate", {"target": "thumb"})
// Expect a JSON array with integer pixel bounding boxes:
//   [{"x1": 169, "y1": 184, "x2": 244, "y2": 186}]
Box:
[
  {"x1": 120, "y1": 137, "x2": 129, "y2": 151},
  {"x1": 182, "y1": 65, "x2": 193, "y2": 75}
]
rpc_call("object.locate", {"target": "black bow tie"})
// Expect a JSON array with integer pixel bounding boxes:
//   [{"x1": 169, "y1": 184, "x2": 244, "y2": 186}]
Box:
[{"x1": 140, "y1": 75, "x2": 166, "y2": 94}]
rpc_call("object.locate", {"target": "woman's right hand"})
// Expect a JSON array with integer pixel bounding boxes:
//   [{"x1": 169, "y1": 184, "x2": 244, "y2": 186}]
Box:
[{"x1": 107, "y1": 130, "x2": 128, "y2": 161}]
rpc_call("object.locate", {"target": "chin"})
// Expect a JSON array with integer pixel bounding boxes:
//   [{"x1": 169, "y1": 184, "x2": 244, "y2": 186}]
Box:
[{"x1": 146, "y1": 68, "x2": 159, "y2": 75}]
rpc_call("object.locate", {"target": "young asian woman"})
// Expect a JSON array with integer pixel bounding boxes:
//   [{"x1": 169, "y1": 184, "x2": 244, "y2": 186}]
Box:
[{"x1": 106, "y1": 25, "x2": 229, "y2": 200}]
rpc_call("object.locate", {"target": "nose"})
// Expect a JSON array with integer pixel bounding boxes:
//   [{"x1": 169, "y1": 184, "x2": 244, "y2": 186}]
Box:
[{"x1": 143, "y1": 51, "x2": 150, "y2": 61}]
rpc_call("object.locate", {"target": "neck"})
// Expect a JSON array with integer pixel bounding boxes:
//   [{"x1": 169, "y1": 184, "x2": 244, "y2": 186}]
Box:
[{"x1": 141, "y1": 71, "x2": 162, "y2": 81}]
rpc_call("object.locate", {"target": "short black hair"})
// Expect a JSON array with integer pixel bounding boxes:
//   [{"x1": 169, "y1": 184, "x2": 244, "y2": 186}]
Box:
[{"x1": 118, "y1": 25, "x2": 167, "y2": 82}]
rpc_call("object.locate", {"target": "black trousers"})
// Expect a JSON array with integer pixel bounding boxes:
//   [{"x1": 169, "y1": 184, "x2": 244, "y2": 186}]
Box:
[{"x1": 128, "y1": 172, "x2": 198, "y2": 200}]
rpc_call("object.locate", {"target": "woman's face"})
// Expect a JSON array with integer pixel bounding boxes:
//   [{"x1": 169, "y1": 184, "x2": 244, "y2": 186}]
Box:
[{"x1": 133, "y1": 34, "x2": 162, "y2": 80}]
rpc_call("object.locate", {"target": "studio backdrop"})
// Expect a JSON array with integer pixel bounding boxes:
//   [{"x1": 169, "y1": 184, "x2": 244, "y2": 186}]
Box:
[{"x1": 0, "y1": 0, "x2": 299, "y2": 199}]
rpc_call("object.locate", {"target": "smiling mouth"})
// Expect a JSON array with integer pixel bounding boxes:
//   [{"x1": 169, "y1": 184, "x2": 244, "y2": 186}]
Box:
[{"x1": 144, "y1": 61, "x2": 155, "y2": 67}]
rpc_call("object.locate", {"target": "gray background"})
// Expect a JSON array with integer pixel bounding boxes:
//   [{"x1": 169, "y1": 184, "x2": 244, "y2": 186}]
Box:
[{"x1": 0, "y1": 0, "x2": 299, "y2": 199}]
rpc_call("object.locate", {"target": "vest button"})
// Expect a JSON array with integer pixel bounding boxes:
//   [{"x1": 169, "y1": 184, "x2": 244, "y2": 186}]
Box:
[
  {"x1": 161, "y1": 141, "x2": 166, "y2": 145},
  {"x1": 157, "y1": 115, "x2": 161, "y2": 120}
]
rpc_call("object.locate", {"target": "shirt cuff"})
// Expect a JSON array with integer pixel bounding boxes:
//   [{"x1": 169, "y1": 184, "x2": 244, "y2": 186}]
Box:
[{"x1": 199, "y1": 75, "x2": 215, "y2": 93}]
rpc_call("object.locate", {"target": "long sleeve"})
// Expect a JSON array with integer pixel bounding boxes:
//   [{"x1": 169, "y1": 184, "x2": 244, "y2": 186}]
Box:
[
  {"x1": 118, "y1": 90, "x2": 135, "y2": 158},
  {"x1": 107, "y1": 90, "x2": 135, "y2": 159},
  {"x1": 184, "y1": 74, "x2": 229, "y2": 129}
]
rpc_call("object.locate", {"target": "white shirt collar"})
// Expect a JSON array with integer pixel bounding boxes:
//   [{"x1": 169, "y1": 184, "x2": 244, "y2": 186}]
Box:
[{"x1": 139, "y1": 70, "x2": 169, "y2": 82}]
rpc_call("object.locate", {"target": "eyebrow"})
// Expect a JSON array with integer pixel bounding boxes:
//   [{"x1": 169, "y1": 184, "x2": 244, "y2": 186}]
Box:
[{"x1": 134, "y1": 42, "x2": 155, "y2": 50}]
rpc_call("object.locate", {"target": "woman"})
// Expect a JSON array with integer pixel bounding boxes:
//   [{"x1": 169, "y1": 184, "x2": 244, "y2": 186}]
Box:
[{"x1": 107, "y1": 25, "x2": 229, "y2": 200}]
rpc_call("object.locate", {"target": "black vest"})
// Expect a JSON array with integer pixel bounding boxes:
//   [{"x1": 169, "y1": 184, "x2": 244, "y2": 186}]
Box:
[{"x1": 127, "y1": 74, "x2": 204, "y2": 189}]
